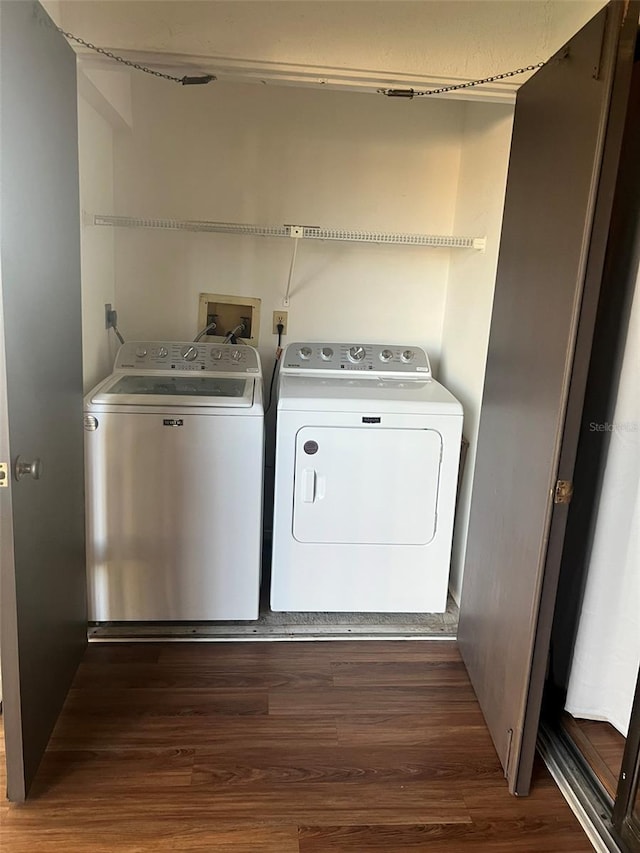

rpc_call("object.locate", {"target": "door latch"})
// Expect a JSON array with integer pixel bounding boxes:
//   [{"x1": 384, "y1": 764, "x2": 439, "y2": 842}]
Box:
[{"x1": 0, "y1": 462, "x2": 8, "y2": 488}]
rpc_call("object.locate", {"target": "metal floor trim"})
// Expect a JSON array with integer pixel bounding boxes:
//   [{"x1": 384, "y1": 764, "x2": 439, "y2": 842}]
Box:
[
  {"x1": 538, "y1": 723, "x2": 624, "y2": 853},
  {"x1": 88, "y1": 629, "x2": 458, "y2": 643}
]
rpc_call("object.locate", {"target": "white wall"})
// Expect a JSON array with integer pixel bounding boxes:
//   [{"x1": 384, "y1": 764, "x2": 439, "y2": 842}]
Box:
[
  {"x1": 78, "y1": 92, "x2": 118, "y2": 391},
  {"x1": 440, "y1": 101, "x2": 514, "y2": 602},
  {"x1": 111, "y1": 76, "x2": 465, "y2": 366}
]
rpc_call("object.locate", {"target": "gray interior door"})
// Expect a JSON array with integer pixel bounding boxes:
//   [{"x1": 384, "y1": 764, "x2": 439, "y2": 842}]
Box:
[
  {"x1": 0, "y1": 1, "x2": 86, "y2": 801},
  {"x1": 457, "y1": 2, "x2": 638, "y2": 796}
]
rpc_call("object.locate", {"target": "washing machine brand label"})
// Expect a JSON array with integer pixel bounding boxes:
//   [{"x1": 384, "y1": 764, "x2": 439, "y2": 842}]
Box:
[
  {"x1": 303, "y1": 440, "x2": 319, "y2": 455},
  {"x1": 163, "y1": 418, "x2": 184, "y2": 427},
  {"x1": 362, "y1": 416, "x2": 381, "y2": 424}
]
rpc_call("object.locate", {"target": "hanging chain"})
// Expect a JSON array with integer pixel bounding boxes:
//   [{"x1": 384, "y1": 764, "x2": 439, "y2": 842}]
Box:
[
  {"x1": 380, "y1": 62, "x2": 545, "y2": 98},
  {"x1": 58, "y1": 24, "x2": 540, "y2": 94},
  {"x1": 57, "y1": 28, "x2": 215, "y2": 86}
]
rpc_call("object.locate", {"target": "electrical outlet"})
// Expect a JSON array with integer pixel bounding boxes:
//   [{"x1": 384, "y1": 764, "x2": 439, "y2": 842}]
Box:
[
  {"x1": 273, "y1": 311, "x2": 288, "y2": 335},
  {"x1": 105, "y1": 303, "x2": 117, "y2": 330}
]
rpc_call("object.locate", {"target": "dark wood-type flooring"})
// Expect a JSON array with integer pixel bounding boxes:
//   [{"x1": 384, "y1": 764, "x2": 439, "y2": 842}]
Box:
[
  {"x1": 1, "y1": 641, "x2": 593, "y2": 852},
  {"x1": 564, "y1": 711, "x2": 626, "y2": 799}
]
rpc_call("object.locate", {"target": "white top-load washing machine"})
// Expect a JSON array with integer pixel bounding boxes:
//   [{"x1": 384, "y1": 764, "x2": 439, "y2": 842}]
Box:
[
  {"x1": 271, "y1": 342, "x2": 463, "y2": 613},
  {"x1": 84, "y1": 341, "x2": 264, "y2": 621}
]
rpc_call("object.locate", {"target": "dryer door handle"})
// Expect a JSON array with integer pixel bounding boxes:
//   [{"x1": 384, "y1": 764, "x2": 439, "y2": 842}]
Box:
[{"x1": 301, "y1": 468, "x2": 317, "y2": 503}]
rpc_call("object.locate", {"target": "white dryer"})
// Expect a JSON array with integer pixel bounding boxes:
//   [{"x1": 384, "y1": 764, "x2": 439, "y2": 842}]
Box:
[
  {"x1": 84, "y1": 341, "x2": 264, "y2": 621},
  {"x1": 271, "y1": 342, "x2": 463, "y2": 613}
]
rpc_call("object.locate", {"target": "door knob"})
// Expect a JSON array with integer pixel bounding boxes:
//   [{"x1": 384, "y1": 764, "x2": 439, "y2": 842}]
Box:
[{"x1": 15, "y1": 456, "x2": 43, "y2": 481}]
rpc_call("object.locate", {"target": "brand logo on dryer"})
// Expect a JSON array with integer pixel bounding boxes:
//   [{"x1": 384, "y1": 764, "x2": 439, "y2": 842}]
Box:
[{"x1": 163, "y1": 419, "x2": 184, "y2": 427}]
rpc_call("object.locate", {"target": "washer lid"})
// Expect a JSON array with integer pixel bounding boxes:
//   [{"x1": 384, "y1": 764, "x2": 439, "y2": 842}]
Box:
[{"x1": 90, "y1": 373, "x2": 255, "y2": 407}]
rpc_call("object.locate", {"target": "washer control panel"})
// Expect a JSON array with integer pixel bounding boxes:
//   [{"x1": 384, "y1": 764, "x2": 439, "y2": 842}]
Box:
[
  {"x1": 282, "y1": 343, "x2": 431, "y2": 376},
  {"x1": 114, "y1": 342, "x2": 260, "y2": 374}
]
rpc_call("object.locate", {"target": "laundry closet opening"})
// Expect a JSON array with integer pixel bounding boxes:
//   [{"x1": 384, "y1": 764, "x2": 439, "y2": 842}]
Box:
[
  {"x1": 79, "y1": 67, "x2": 514, "y2": 642},
  {"x1": 69, "y1": 0, "x2": 532, "y2": 642}
]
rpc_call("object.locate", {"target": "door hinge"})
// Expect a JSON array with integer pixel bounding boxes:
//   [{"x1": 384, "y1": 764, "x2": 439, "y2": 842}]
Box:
[
  {"x1": 554, "y1": 479, "x2": 573, "y2": 504},
  {"x1": 0, "y1": 462, "x2": 8, "y2": 487}
]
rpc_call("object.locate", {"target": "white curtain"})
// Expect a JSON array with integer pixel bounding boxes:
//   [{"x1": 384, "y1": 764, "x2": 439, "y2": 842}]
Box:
[{"x1": 565, "y1": 263, "x2": 640, "y2": 737}]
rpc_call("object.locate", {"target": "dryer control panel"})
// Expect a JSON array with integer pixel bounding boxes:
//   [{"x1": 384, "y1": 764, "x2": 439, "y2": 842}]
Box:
[
  {"x1": 114, "y1": 342, "x2": 261, "y2": 374},
  {"x1": 282, "y1": 343, "x2": 431, "y2": 378}
]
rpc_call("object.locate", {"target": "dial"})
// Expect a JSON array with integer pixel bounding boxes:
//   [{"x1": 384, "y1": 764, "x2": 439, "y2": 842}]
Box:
[
  {"x1": 320, "y1": 347, "x2": 334, "y2": 361},
  {"x1": 379, "y1": 349, "x2": 394, "y2": 363},
  {"x1": 348, "y1": 345, "x2": 366, "y2": 363},
  {"x1": 210, "y1": 349, "x2": 223, "y2": 360},
  {"x1": 181, "y1": 345, "x2": 198, "y2": 362},
  {"x1": 299, "y1": 346, "x2": 313, "y2": 360},
  {"x1": 231, "y1": 350, "x2": 243, "y2": 362},
  {"x1": 401, "y1": 349, "x2": 415, "y2": 363},
  {"x1": 156, "y1": 346, "x2": 168, "y2": 358},
  {"x1": 135, "y1": 347, "x2": 147, "y2": 359}
]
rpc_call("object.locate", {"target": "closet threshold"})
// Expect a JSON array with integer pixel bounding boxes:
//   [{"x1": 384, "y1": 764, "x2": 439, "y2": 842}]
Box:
[
  {"x1": 88, "y1": 631, "x2": 457, "y2": 643},
  {"x1": 88, "y1": 601, "x2": 459, "y2": 642}
]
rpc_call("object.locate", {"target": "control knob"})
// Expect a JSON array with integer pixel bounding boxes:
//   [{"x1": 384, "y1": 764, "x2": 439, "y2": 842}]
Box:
[
  {"x1": 299, "y1": 346, "x2": 313, "y2": 360},
  {"x1": 379, "y1": 349, "x2": 394, "y2": 363},
  {"x1": 320, "y1": 347, "x2": 334, "y2": 361},
  {"x1": 135, "y1": 347, "x2": 148, "y2": 359},
  {"x1": 231, "y1": 350, "x2": 243, "y2": 362},
  {"x1": 156, "y1": 346, "x2": 168, "y2": 358},
  {"x1": 181, "y1": 345, "x2": 198, "y2": 362},
  {"x1": 348, "y1": 345, "x2": 366, "y2": 362},
  {"x1": 210, "y1": 349, "x2": 223, "y2": 360},
  {"x1": 401, "y1": 349, "x2": 415, "y2": 363}
]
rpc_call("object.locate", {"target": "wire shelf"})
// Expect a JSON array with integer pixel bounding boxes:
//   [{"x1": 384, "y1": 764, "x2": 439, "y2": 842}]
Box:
[{"x1": 92, "y1": 214, "x2": 485, "y2": 250}]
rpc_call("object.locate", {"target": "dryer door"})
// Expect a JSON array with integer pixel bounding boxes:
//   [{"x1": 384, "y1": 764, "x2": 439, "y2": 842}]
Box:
[{"x1": 292, "y1": 426, "x2": 441, "y2": 545}]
